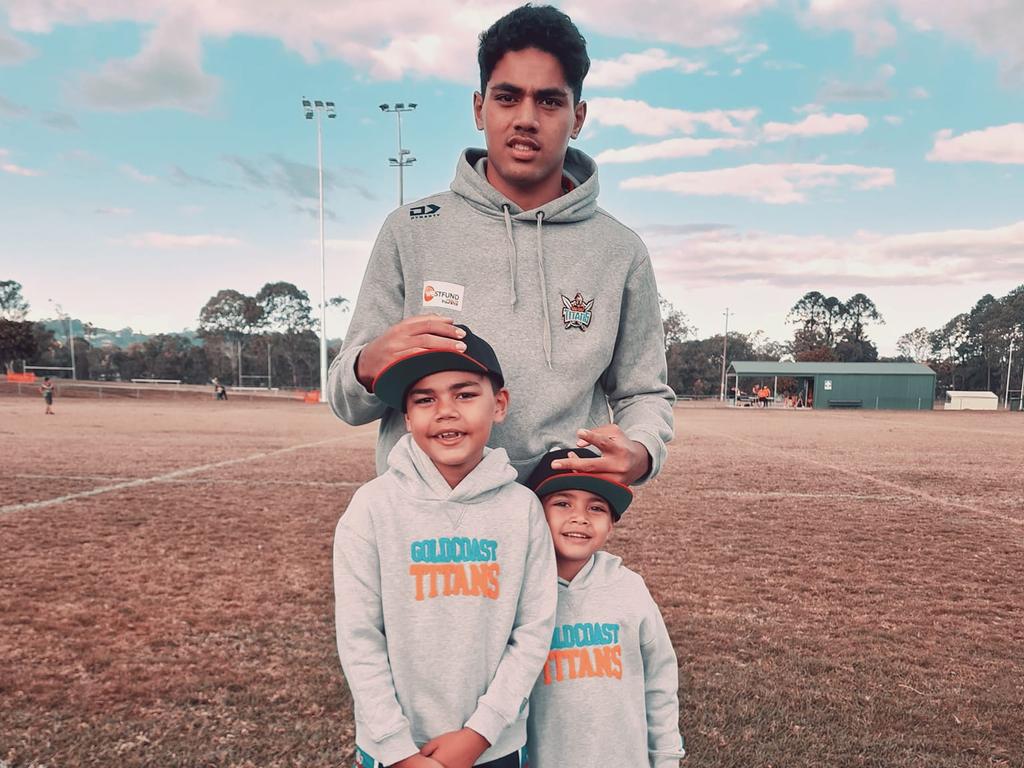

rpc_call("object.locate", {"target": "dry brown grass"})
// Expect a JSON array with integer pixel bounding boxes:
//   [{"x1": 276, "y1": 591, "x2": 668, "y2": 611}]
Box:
[{"x1": 1, "y1": 396, "x2": 1021, "y2": 767}]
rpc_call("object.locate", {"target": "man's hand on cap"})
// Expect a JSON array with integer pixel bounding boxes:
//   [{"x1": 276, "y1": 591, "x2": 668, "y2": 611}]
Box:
[
  {"x1": 550, "y1": 424, "x2": 652, "y2": 485},
  {"x1": 356, "y1": 314, "x2": 467, "y2": 389}
]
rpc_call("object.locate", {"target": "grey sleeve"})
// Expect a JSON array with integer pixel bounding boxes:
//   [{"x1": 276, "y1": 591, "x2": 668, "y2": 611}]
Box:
[
  {"x1": 639, "y1": 589, "x2": 686, "y2": 768},
  {"x1": 328, "y1": 218, "x2": 404, "y2": 425},
  {"x1": 333, "y1": 500, "x2": 419, "y2": 765},
  {"x1": 465, "y1": 496, "x2": 557, "y2": 744},
  {"x1": 602, "y1": 248, "x2": 676, "y2": 483}
]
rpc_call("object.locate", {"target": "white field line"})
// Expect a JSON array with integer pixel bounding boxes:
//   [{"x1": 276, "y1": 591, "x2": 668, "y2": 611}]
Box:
[
  {"x1": 1, "y1": 434, "x2": 365, "y2": 515},
  {"x1": 11, "y1": 473, "x2": 363, "y2": 489},
  {"x1": 688, "y1": 428, "x2": 1024, "y2": 527}
]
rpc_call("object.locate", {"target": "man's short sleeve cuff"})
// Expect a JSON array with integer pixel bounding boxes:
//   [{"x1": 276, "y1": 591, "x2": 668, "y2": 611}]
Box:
[{"x1": 464, "y1": 702, "x2": 506, "y2": 747}]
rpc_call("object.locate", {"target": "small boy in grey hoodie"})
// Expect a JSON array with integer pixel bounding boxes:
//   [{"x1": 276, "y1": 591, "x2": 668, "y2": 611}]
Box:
[
  {"x1": 334, "y1": 326, "x2": 556, "y2": 768},
  {"x1": 525, "y1": 450, "x2": 686, "y2": 768}
]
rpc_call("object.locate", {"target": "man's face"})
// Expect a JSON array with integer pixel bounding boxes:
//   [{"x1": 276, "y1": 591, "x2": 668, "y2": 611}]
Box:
[
  {"x1": 404, "y1": 370, "x2": 509, "y2": 486},
  {"x1": 474, "y1": 47, "x2": 587, "y2": 200},
  {"x1": 542, "y1": 489, "x2": 613, "y2": 570}
]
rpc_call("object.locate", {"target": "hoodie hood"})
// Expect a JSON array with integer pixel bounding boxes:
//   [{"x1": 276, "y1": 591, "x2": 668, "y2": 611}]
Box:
[
  {"x1": 559, "y1": 550, "x2": 625, "y2": 593},
  {"x1": 387, "y1": 433, "x2": 518, "y2": 504},
  {"x1": 450, "y1": 146, "x2": 599, "y2": 223}
]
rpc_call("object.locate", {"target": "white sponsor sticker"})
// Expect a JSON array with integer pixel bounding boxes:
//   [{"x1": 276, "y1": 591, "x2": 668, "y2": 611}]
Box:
[{"x1": 422, "y1": 280, "x2": 465, "y2": 311}]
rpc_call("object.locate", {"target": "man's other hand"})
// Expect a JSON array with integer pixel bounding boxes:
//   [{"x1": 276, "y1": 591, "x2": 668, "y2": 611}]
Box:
[{"x1": 550, "y1": 424, "x2": 652, "y2": 485}]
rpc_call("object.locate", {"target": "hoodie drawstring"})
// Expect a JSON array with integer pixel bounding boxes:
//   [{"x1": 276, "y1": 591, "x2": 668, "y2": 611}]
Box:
[
  {"x1": 502, "y1": 205, "x2": 518, "y2": 306},
  {"x1": 536, "y1": 211, "x2": 553, "y2": 369}
]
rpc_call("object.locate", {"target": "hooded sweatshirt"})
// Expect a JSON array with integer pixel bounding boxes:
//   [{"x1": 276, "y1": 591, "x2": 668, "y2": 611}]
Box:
[
  {"x1": 527, "y1": 551, "x2": 685, "y2": 768},
  {"x1": 333, "y1": 434, "x2": 557, "y2": 766},
  {"x1": 328, "y1": 147, "x2": 675, "y2": 482}
]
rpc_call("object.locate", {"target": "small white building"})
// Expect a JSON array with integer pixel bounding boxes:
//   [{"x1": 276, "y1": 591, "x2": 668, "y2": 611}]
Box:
[{"x1": 944, "y1": 390, "x2": 998, "y2": 410}]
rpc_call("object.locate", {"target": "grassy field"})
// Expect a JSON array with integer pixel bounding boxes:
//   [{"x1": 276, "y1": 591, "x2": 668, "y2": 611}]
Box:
[{"x1": 1, "y1": 394, "x2": 1021, "y2": 767}]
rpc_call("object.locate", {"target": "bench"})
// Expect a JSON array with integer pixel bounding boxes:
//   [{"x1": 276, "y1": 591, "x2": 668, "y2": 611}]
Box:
[{"x1": 827, "y1": 399, "x2": 862, "y2": 408}]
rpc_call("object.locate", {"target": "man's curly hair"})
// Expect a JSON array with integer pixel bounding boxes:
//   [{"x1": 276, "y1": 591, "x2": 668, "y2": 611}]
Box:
[{"x1": 477, "y1": 4, "x2": 590, "y2": 104}]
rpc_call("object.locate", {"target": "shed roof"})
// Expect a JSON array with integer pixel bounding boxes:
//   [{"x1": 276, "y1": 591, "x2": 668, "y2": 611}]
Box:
[
  {"x1": 729, "y1": 361, "x2": 936, "y2": 377},
  {"x1": 946, "y1": 390, "x2": 998, "y2": 398}
]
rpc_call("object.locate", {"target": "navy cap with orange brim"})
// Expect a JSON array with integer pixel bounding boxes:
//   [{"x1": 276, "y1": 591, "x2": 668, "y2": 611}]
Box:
[
  {"x1": 526, "y1": 448, "x2": 634, "y2": 520},
  {"x1": 371, "y1": 324, "x2": 504, "y2": 412}
]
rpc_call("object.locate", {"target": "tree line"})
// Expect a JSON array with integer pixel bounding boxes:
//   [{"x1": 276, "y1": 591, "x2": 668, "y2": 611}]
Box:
[
  {"x1": 0, "y1": 280, "x2": 346, "y2": 389},
  {"x1": 663, "y1": 286, "x2": 1023, "y2": 398}
]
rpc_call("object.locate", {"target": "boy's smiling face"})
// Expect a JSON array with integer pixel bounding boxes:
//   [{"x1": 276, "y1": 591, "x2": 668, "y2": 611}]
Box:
[
  {"x1": 404, "y1": 370, "x2": 509, "y2": 488},
  {"x1": 541, "y1": 488, "x2": 613, "y2": 581}
]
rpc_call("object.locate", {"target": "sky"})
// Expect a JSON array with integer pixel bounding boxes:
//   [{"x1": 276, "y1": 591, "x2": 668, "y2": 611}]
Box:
[{"x1": 2, "y1": 0, "x2": 1022, "y2": 355}]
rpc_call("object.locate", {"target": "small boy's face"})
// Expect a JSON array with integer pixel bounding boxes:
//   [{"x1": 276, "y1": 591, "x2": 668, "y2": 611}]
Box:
[
  {"x1": 404, "y1": 370, "x2": 509, "y2": 484},
  {"x1": 542, "y1": 489, "x2": 613, "y2": 569}
]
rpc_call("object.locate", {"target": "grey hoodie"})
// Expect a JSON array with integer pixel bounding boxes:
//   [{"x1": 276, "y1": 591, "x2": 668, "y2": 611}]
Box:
[
  {"x1": 328, "y1": 147, "x2": 675, "y2": 482},
  {"x1": 527, "y1": 551, "x2": 685, "y2": 768},
  {"x1": 333, "y1": 434, "x2": 557, "y2": 766}
]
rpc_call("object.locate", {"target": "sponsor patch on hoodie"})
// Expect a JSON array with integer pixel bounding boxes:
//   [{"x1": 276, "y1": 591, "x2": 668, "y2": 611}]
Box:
[{"x1": 423, "y1": 280, "x2": 464, "y2": 311}]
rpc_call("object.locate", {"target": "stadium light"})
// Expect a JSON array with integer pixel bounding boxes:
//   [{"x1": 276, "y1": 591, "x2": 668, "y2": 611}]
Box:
[
  {"x1": 301, "y1": 96, "x2": 336, "y2": 403},
  {"x1": 380, "y1": 102, "x2": 418, "y2": 206},
  {"x1": 719, "y1": 308, "x2": 731, "y2": 402},
  {"x1": 48, "y1": 298, "x2": 76, "y2": 381}
]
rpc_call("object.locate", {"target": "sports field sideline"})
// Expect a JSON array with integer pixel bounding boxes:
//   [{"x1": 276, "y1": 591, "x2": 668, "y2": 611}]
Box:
[{"x1": 1, "y1": 394, "x2": 1021, "y2": 767}]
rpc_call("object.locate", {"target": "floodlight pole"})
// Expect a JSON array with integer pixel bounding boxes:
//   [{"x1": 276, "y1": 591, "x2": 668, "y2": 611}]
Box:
[
  {"x1": 719, "y1": 308, "x2": 731, "y2": 402},
  {"x1": 1006, "y1": 337, "x2": 1015, "y2": 410},
  {"x1": 380, "y1": 103, "x2": 417, "y2": 206},
  {"x1": 302, "y1": 97, "x2": 336, "y2": 403},
  {"x1": 49, "y1": 299, "x2": 76, "y2": 381}
]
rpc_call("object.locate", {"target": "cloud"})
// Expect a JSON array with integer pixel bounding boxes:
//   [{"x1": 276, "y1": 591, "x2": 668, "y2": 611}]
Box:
[
  {"x1": 818, "y1": 64, "x2": 896, "y2": 103},
  {"x1": 0, "y1": 93, "x2": 30, "y2": 117},
  {"x1": 645, "y1": 219, "x2": 1024, "y2": 288},
  {"x1": 224, "y1": 154, "x2": 376, "y2": 201},
  {"x1": 0, "y1": 147, "x2": 42, "y2": 176},
  {"x1": 762, "y1": 113, "x2": 869, "y2": 142},
  {"x1": 565, "y1": 0, "x2": 774, "y2": 47},
  {"x1": 120, "y1": 163, "x2": 157, "y2": 183},
  {"x1": 169, "y1": 164, "x2": 236, "y2": 189},
  {"x1": 596, "y1": 137, "x2": 755, "y2": 164},
  {"x1": 927, "y1": 123, "x2": 1024, "y2": 164},
  {"x1": 0, "y1": 25, "x2": 35, "y2": 64},
  {"x1": 801, "y1": 1, "x2": 1024, "y2": 87},
  {"x1": 723, "y1": 41, "x2": 769, "y2": 64},
  {"x1": 40, "y1": 111, "x2": 80, "y2": 130},
  {"x1": 621, "y1": 163, "x2": 895, "y2": 204},
  {"x1": 587, "y1": 97, "x2": 759, "y2": 137},
  {"x1": 95, "y1": 207, "x2": 134, "y2": 215},
  {"x1": 77, "y1": 13, "x2": 220, "y2": 112},
  {"x1": 115, "y1": 232, "x2": 242, "y2": 248},
  {"x1": 587, "y1": 48, "x2": 704, "y2": 88},
  {"x1": 908, "y1": 86, "x2": 930, "y2": 99},
  {"x1": 883, "y1": 115, "x2": 903, "y2": 125}
]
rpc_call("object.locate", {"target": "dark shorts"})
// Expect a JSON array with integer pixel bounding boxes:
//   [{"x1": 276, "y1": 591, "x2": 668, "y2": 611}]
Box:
[{"x1": 43, "y1": 392, "x2": 53, "y2": 403}]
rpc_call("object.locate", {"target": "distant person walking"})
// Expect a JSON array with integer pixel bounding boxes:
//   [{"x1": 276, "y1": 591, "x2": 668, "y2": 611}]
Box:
[
  {"x1": 40, "y1": 377, "x2": 54, "y2": 414},
  {"x1": 212, "y1": 377, "x2": 228, "y2": 401}
]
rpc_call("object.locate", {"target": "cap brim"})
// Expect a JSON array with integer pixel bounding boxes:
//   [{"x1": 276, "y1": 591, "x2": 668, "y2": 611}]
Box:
[
  {"x1": 534, "y1": 474, "x2": 633, "y2": 519},
  {"x1": 372, "y1": 350, "x2": 492, "y2": 411}
]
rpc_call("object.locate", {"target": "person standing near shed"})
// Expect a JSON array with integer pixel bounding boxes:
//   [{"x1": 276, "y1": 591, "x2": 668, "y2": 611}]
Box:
[{"x1": 328, "y1": 4, "x2": 674, "y2": 484}]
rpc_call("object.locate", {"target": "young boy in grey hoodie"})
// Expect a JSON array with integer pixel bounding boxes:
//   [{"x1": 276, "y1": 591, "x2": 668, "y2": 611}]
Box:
[
  {"x1": 328, "y1": 4, "x2": 674, "y2": 487},
  {"x1": 334, "y1": 327, "x2": 556, "y2": 768},
  {"x1": 525, "y1": 449, "x2": 686, "y2": 768}
]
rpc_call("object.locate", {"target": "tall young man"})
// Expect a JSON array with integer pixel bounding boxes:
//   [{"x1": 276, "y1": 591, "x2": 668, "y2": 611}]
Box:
[{"x1": 329, "y1": 4, "x2": 675, "y2": 485}]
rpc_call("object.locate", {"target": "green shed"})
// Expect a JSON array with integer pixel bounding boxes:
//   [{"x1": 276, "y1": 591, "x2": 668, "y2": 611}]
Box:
[{"x1": 727, "y1": 361, "x2": 937, "y2": 410}]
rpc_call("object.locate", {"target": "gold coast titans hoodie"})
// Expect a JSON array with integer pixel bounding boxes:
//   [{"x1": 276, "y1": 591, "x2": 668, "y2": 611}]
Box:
[{"x1": 333, "y1": 434, "x2": 556, "y2": 766}]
